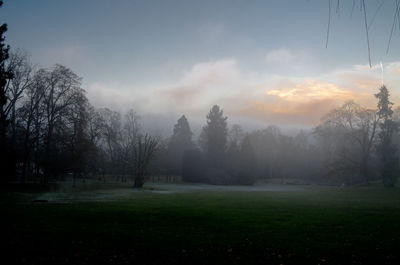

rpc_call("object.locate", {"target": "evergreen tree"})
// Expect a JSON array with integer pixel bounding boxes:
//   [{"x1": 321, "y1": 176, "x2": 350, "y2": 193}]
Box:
[
  {"x1": 202, "y1": 105, "x2": 228, "y2": 169},
  {"x1": 375, "y1": 85, "x2": 399, "y2": 187},
  {"x1": 167, "y1": 115, "x2": 193, "y2": 176}
]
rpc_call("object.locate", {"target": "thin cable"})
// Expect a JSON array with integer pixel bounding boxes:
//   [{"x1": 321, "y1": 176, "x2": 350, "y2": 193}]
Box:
[
  {"x1": 336, "y1": 0, "x2": 340, "y2": 16},
  {"x1": 368, "y1": 0, "x2": 386, "y2": 31},
  {"x1": 350, "y1": 0, "x2": 356, "y2": 19},
  {"x1": 326, "y1": 0, "x2": 332, "y2": 48},
  {"x1": 386, "y1": 0, "x2": 400, "y2": 54},
  {"x1": 362, "y1": 0, "x2": 372, "y2": 67}
]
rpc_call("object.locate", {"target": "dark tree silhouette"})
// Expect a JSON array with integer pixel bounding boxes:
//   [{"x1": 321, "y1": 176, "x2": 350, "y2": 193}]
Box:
[
  {"x1": 202, "y1": 105, "x2": 228, "y2": 170},
  {"x1": 17, "y1": 60, "x2": 42, "y2": 183},
  {"x1": 0, "y1": 0, "x2": 14, "y2": 182},
  {"x1": 120, "y1": 109, "x2": 141, "y2": 182},
  {"x1": 4, "y1": 52, "x2": 34, "y2": 182},
  {"x1": 41, "y1": 65, "x2": 83, "y2": 184},
  {"x1": 99, "y1": 108, "x2": 122, "y2": 177},
  {"x1": 85, "y1": 106, "x2": 105, "y2": 179},
  {"x1": 133, "y1": 134, "x2": 158, "y2": 188},
  {"x1": 65, "y1": 90, "x2": 90, "y2": 187},
  {"x1": 375, "y1": 85, "x2": 399, "y2": 187},
  {"x1": 314, "y1": 101, "x2": 378, "y2": 184},
  {"x1": 167, "y1": 115, "x2": 193, "y2": 176}
]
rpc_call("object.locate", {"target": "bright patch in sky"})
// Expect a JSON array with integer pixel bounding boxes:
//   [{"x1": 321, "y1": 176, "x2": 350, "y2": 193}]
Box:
[{"x1": 85, "y1": 56, "x2": 400, "y2": 127}]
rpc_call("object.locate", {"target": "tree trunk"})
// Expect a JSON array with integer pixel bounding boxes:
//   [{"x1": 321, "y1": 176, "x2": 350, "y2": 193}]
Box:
[
  {"x1": 134, "y1": 174, "x2": 144, "y2": 188},
  {"x1": 0, "y1": 120, "x2": 7, "y2": 185},
  {"x1": 21, "y1": 121, "x2": 32, "y2": 185}
]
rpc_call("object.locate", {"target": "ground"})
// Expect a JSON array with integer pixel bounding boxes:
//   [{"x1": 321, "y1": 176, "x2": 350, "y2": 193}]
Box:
[{"x1": 3, "y1": 182, "x2": 400, "y2": 264}]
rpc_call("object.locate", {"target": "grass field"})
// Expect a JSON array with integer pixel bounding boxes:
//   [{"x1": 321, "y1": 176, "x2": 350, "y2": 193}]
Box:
[{"x1": 3, "y1": 182, "x2": 400, "y2": 265}]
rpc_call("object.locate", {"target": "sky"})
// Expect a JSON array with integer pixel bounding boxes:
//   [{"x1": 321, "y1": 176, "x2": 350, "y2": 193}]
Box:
[{"x1": 2, "y1": 0, "x2": 400, "y2": 135}]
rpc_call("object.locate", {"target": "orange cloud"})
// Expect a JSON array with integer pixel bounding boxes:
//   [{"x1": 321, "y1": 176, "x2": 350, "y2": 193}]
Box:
[
  {"x1": 229, "y1": 79, "x2": 374, "y2": 125},
  {"x1": 236, "y1": 98, "x2": 339, "y2": 125},
  {"x1": 265, "y1": 79, "x2": 360, "y2": 103}
]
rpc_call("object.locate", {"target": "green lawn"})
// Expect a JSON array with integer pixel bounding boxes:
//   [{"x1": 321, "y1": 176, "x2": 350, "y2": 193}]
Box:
[{"x1": 3, "y1": 183, "x2": 400, "y2": 265}]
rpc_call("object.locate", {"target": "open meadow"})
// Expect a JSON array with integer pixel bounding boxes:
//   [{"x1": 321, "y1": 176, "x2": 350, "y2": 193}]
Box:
[{"x1": 3, "y1": 182, "x2": 400, "y2": 265}]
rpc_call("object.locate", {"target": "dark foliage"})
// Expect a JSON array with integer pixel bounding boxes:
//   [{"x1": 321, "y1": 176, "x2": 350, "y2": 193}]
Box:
[{"x1": 0, "y1": 1, "x2": 14, "y2": 183}]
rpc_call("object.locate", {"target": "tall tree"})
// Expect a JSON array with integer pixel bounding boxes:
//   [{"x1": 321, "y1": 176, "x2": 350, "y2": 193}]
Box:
[
  {"x1": 0, "y1": 0, "x2": 14, "y2": 182},
  {"x1": 65, "y1": 89, "x2": 90, "y2": 186},
  {"x1": 121, "y1": 109, "x2": 141, "y2": 181},
  {"x1": 314, "y1": 101, "x2": 378, "y2": 184},
  {"x1": 133, "y1": 134, "x2": 158, "y2": 188},
  {"x1": 5, "y1": 51, "x2": 33, "y2": 135},
  {"x1": 201, "y1": 105, "x2": 228, "y2": 169},
  {"x1": 41, "y1": 65, "x2": 83, "y2": 184},
  {"x1": 167, "y1": 115, "x2": 193, "y2": 176},
  {"x1": 6, "y1": 51, "x2": 34, "y2": 182},
  {"x1": 375, "y1": 85, "x2": 398, "y2": 187},
  {"x1": 85, "y1": 106, "x2": 105, "y2": 178},
  {"x1": 18, "y1": 67, "x2": 46, "y2": 183},
  {"x1": 99, "y1": 108, "x2": 122, "y2": 176}
]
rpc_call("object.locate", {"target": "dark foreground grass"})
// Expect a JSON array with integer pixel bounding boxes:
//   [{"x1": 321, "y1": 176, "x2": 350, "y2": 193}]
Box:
[{"x1": 3, "y1": 184, "x2": 400, "y2": 265}]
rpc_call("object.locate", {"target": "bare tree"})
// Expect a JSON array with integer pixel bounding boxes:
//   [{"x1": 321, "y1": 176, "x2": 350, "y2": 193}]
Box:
[
  {"x1": 85, "y1": 106, "x2": 105, "y2": 178},
  {"x1": 5, "y1": 51, "x2": 33, "y2": 139},
  {"x1": 99, "y1": 108, "x2": 122, "y2": 177},
  {"x1": 133, "y1": 134, "x2": 158, "y2": 188},
  {"x1": 65, "y1": 89, "x2": 90, "y2": 186},
  {"x1": 3, "y1": 51, "x2": 34, "y2": 180},
  {"x1": 86, "y1": 106, "x2": 105, "y2": 148},
  {"x1": 17, "y1": 68, "x2": 46, "y2": 183},
  {"x1": 121, "y1": 109, "x2": 141, "y2": 182},
  {"x1": 314, "y1": 101, "x2": 378, "y2": 184},
  {"x1": 41, "y1": 65, "x2": 83, "y2": 184}
]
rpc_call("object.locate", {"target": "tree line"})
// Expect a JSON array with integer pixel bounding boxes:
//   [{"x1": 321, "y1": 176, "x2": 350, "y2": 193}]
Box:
[
  {"x1": 174, "y1": 93, "x2": 399, "y2": 187},
  {"x1": 1, "y1": 51, "x2": 399, "y2": 188},
  {"x1": 1, "y1": 0, "x2": 399, "y2": 188}
]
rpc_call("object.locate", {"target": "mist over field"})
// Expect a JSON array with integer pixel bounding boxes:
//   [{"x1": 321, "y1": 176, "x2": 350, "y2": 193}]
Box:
[{"x1": 1, "y1": 1, "x2": 400, "y2": 264}]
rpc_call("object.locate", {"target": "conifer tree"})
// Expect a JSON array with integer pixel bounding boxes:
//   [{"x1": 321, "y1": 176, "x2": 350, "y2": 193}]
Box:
[
  {"x1": 167, "y1": 115, "x2": 193, "y2": 175},
  {"x1": 202, "y1": 105, "x2": 228, "y2": 169},
  {"x1": 375, "y1": 85, "x2": 399, "y2": 187}
]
